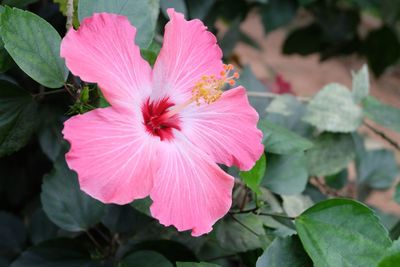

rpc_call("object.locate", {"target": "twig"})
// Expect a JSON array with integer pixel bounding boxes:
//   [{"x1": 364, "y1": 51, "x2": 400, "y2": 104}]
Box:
[
  {"x1": 32, "y1": 88, "x2": 66, "y2": 98},
  {"x1": 229, "y1": 214, "x2": 261, "y2": 236},
  {"x1": 85, "y1": 230, "x2": 105, "y2": 254},
  {"x1": 230, "y1": 208, "x2": 295, "y2": 220},
  {"x1": 310, "y1": 176, "x2": 342, "y2": 197},
  {"x1": 66, "y1": 0, "x2": 74, "y2": 30},
  {"x1": 246, "y1": 91, "x2": 310, "y2": 102},
  {"x1": 364, "y1": 121, "x2": 400, "y2": 151}
]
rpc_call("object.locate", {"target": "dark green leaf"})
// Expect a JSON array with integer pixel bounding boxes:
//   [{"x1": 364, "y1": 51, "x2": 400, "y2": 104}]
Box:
[
  {"x1": 160, "y1": 0, "x2": 187, "y2": 17},
  {"x1": 0, "y1": 79, "x2": 37, "y2": 156},
  {"x1": 303, "y1": 83, "x2": 363, "y2": 132},
  {"x1": 283, "y1": 23, "x2": 322, "y2": 56},
  {"x1": 362, "y1": 96, "x2": 400, "y2": 132},
  {"x1": 240, "y1": 153, "x2": 266, "y2": 195},
  {"x1": 262, "y1": 152, "x2": 308, "y2": 195},
  {"x1": 261, "y1": 0, "x2": 297, "y2": 32},
  {"x1": 363, "y1": 26, "x2": 400, "y2": 76},
  {"x1": 259, "y1": 119, "x2": 313, "y2": 154},
  {"x1": 10, "y1": 238, "x2": 100, "y2": 267},
  {"x1": 219, "y1": 18, "x2": 241, "y2": 57},
  {"x1": 0, "y1": 212, "x2": 26, "y2": 261},
  {"x1": 356, "y1": 149, "x2": 398, "y2": 189},
  {"x1": 296, "y1": 199, "x2": 392, "y2": 267},
  {"x1": 130, "y1": 197, "x2": 152, "y2": 217},
  {"x1": 78, "y1": 0, "x2": 159, "y2": 48},
  {"x1": 186, "y1": 0, "x2": 215, "y2": 19},
  {"x1": 177, "y1": 262, "x2": 220, "y2": 267},
  {"x1": 215, "y1": 213, "x2": 270, "y2": 253},
  {"x1": 28, "y1": 208, "x2": 59, "y2": 245},
  {"x1": 102, "y1": 204, "x2": 151, "y2": 235},
  {"x1": 119, "y1": 250, "x2": 172, "y2": 267},
  {"x1": 0, "y1": 7, "x2": 68, "y2": 88},
  {"x1": 256, "y1": 236, "x2": 312, "y2": 267},
  {"x1": 351, "y1": 64, "x2": 369, "y2": 103},
  {"x1": 324, "y1": 169, "x2": 348, "y2": 190},
  {"x1": 297, "y1": 0, "x2": 316, "y2": 5},
  {"x1": 306, "y1": 133, "x2": 355, "y2": 177},
  {"x1": 1, "y1": 0, "x2": 39, "y2": 8},
  {"x1": 41, "y1": 158, "x2": 106, "y2": 232}
]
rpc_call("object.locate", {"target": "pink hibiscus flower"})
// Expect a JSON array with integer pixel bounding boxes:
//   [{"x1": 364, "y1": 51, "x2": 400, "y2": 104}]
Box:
[{"x1": 61, "y1": 9, "x2": 263, "y2": 236}]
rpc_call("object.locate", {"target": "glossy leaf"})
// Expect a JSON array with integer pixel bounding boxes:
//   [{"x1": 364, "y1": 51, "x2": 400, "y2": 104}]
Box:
[
  {"x1": 0, "y1": 79, "x2": 37, "y2": 157},
  {"x1": 262, "y1": 152, "x2": 308, "y2": 195},
  {"x1": 378, "y1": 240, "x2": 400, "y2": 267},
  {"x1": 303, "y1": 83, "x2": 362, "y2": 132},
  {"x1": 256, "y1": 236, "x2": 312, "y2": 267},
  {"x1": 306, "y1": 133, "x2": 355, "y2": 177},
  {"x1": 41, "y1": 158, "x2": 106, "y2": 232},
  {"x1": 296, "y1": 199, "x2": 392, "y2": 267},
  {"x1": 259, "y1": 119, "x2": 313, "y2": 154},
  {"x1": 78, "y1": 0, "x2": 160, "y2": 48},
  {"x1": 240, "y1": 153, "x2": 266, "y2": 195},
  {"x1": 1, "y1": 7, "x2": 68, "y2": 88},
  {"x1": 362, "y1": 96, "x2": 400, "y2": 132}
]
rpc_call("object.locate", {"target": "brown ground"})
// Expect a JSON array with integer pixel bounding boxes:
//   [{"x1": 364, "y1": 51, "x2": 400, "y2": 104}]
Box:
[{"x1": 228, "y1": 11, "x2": 400, "y2": 215}]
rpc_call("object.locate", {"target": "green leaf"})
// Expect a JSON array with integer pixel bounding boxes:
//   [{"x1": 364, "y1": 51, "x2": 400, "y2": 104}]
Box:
[
  {"x1": 261, "y1": 0, "x2": 298, "y2": 33},
  {"x1": 262, "y1": 152, "x2": 308, "y2": 195},
  {"x1": 306, "y1": 133, "x2": 355, "y2": 177},
  {"x1": 10, "y1": 238, "x2": 100, "y2": 267},
  {"x1": 259, "y1": 119, "x2": 313, "y2": 155},
  {"x1": 303, "y1": 83, "x2": 363, "y2": 132},
  {"x1": 0, "y1": 79, "x2": 37, "y2": 157},
  {"x1": 119, "y1": 250, "x2": 173, "y2": 267},
  {"x1": 256, "y1": 236, "x2": 312, "y2": 267},
  {"x1": 378, "y1": 240, "x2": 400, "y2": 267},
  {"x1": 363, "y1": 26, "x2": 400, "y2": 76},
  {"x1": 297, "y1": 0, "x2": 316, "y2": 6},
  {"x1": 324, "y1": 169, "x2": 348, "y2": 190},
  {"x1": 160, "y1": 0, "x2": 187, "y2": 17},
  {"x1": 356, "y1": 149, "x2": 398, "y2": 189},
  {"x1": 140, "y1": 41, "x2": 161, "y2": 66},
  {"x1": 28, "y1": 208, "x2": 58, "y2": 245},
  {"x1": 177, "y1": 262, "x2": 220, "y2": 267},
  {"x1": 0, "y1": 212, "x2": 26, "y2": 261},
  {"x1": 0, "y1": 7, "x2": 68, "y2": 88},
  {"x1": 78, "y1": 0, "x2": 160, "y2": 48},
  {"x1": 351, "y1": 64, "x2": 370, "y2": 103},
  {"x1": 186, "y1": 0, "x2": 215, "y2": 19},
  {"x1": 240, "y1": 153, "x2": 266, "y2": 195},
  {"x1": 362, "y1": 96, "x2": 400, "y2": 132},
  {"x1": 215, "y1": 213, "x2": 270, "y2": 253},
  {"x1": 1, "y1": 0, "x2": 39, "y2": 8},
  {"x1": 41, "y1": 158, "x2": 106, "y2": 232},
  {"x1": 283, "y1": 23, "x2": 322, "y2": 56},
  {"x1": 296, "y1": 199, "x2": 392, "y2": 267}
]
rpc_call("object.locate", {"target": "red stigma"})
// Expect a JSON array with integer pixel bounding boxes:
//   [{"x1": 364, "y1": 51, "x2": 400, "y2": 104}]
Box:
[{"x1": 142, "y1": 97, "x2": 181, "y2": 141}]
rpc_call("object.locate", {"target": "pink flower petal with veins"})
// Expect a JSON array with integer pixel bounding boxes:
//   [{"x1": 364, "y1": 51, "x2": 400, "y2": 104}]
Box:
[{"x1": 61, "y1": 9, "x2": 263, "y2": 236}]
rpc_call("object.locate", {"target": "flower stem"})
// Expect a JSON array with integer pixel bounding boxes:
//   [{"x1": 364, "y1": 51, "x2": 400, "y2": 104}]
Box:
[{"x1": 66, "y1": 0, "x2": 74, "y2": 30}]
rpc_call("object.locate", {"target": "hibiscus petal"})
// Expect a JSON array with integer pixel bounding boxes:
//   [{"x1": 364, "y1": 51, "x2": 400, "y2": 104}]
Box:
[
  {"x1": 63, "y1": 107, "x2": 157, "y2": 204},
  {"x1": 181, "y1": 87, "x2": 264, "y2": 171},
  {"x1": 152, "y1": 9, "x2": 223, "y2": 103},
  {"x1": 61, "y1": 13, "x2": 152, "y2": 109},
  {"x1": 150, "y1": 133, "x2": 234, "y2": 236}
]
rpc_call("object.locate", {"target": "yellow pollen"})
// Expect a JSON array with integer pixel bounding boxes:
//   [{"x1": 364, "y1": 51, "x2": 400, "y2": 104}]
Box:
[{"x1": 192, "y1": 64, "x2": 239, "y2": 105}]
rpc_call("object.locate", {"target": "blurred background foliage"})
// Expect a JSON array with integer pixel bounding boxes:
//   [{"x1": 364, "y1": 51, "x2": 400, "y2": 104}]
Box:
[{"x1": 0, "y1": 0, "x2": 400, "y2": 266}]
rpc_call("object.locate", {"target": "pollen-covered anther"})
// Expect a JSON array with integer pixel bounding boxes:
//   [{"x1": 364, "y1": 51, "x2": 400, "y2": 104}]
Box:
[{"x1": 192, "y1": 64, "x2": 240, "y2": 105}]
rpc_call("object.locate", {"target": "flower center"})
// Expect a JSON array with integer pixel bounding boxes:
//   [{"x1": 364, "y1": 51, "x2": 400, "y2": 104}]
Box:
[{"x1": 142, "y1": 97, "x2": 181, "y2": 141}]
